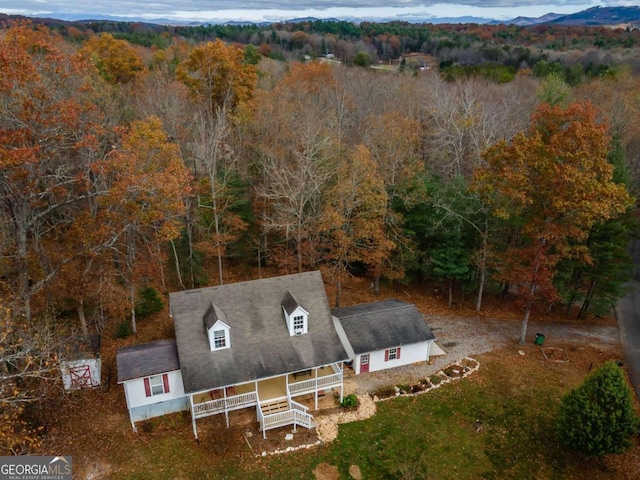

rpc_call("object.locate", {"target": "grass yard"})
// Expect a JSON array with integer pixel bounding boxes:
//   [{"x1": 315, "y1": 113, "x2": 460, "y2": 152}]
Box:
[
  {"x1": 40, "y1": 341, "x2": 639, "y2": 479},
  {"x1": 263, "y1": 344, "x2": 638, "y2": 480}
]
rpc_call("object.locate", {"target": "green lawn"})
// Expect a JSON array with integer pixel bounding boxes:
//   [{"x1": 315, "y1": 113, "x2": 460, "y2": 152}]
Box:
[
  {"x1": 244, "y1": 348, "x2": 631, "y2": 479},
  {"x1": 252, "y1": 378, "x2": 566, "y2": 479},
  {"x1": 53, "y1": 346, "x2": 635, "y2": 479}
]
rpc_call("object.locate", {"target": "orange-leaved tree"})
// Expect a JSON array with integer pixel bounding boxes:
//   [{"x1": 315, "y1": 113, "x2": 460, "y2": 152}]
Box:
[
  {"x1": 176, "y1": 39, "x2": 256, "y2": 113},
  {"x1": 177, "y1": 39, "x2": 256, "y2": 285},
  {"x1": 77, "y1": 33, "x2": 146, "y2": 85},
  {"x1": 93, "y1": 116, "x2": 192, "y2": 334},
  {"x1": 360, "y1": 111, "x2": 425, "y2": 293},
  {"x1": 251, "y1": 62, "x2": 341, "y2": 273},
  {"x1": 320, "y1": 145, "x2": 394, "y2": 307},
  {"x1": 0, "y1": 23, "x2": 104, "y2": 323},
  {"x1": 473, "y1": 101, "x2": 633, "y2": 344}
]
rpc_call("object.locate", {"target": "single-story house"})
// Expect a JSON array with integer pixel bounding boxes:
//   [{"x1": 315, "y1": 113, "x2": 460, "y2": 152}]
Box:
[
  {"x1": 116, "y1": 271, "x2": 440, "y2": 438},
  {"x1": 332, "y1": 299, "x2": 437, "y2": 375}
]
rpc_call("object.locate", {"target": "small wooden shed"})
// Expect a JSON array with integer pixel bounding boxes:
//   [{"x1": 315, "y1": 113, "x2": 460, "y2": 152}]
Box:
[{"x1": 60, "y1": 335, "x2": 102, "y2": 390}]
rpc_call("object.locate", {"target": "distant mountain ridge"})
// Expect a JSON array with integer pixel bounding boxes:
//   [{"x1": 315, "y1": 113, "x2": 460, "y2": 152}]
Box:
[
  {"x1": 548, "y1": 6, "x2": 640, "y2": 26},
  {"x1": 492, "y1": 6, "x2": 640, "y2": 26},
  {"x1": 490, "y1": 13, "x2": 565, "y2": 26},
  {"x1": 1, "y1": 6, "x2": 639, "y2": 28}
]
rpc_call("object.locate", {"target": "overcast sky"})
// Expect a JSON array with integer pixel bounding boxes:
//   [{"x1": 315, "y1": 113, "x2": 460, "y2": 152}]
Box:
[{"x1": 0, "y1": 0, "x2": 634, "y2": 23}]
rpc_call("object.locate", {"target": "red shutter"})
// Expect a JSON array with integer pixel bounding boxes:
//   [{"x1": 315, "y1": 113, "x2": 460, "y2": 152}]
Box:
[
  {"x1": 143, "y1": 377, "x2": 151, "y2": 397},
  {"x1": 397, "y1": 346, "x2": 401, "y2": 360},
  {"x1": 162, "y1": 374, "x2": 170, "y2": 394},
  {"x1": 384, "y1": 349, "x2": 389, "y2": 362}
]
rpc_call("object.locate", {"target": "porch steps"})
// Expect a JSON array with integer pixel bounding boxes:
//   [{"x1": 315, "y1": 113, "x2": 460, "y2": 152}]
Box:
[{"x1": 259, "y1": 398, "x2": 290, "y2": 415}]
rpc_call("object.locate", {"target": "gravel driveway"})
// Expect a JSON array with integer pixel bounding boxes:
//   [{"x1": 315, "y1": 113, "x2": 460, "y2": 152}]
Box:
[{"x1": 346, "y1": 314, "x2": 621, "y2": 395}]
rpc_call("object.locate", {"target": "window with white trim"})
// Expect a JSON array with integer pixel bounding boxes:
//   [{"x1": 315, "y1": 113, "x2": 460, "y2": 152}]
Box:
[
  {"x1": 149, "y1": 375, "x2": 168, "y2": 395},
  {"x1": 385, "y1": 346, "x2": 401, "y2": 362},
  {"x1": 293, "y1": 315, "x2": 304, "y2": 332},
  {"x1": 213, "y1": 329, "x2": 227, "y2": 349}
]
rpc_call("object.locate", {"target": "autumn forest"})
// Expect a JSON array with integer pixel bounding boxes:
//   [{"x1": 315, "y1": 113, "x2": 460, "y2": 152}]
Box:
[{"x1": 1, "y1": 19, "x2": 639, "y2": 453}]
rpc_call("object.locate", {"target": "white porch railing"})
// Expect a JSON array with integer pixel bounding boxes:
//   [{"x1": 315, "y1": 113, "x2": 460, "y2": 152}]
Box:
[
  {"x1": 290, "y1": 399, "x2": 309, "y2": 412},
  {"x1": 227, "y1": 391, "x2": 258, "y2": 410},
  {"x1": 292, "y1": 409, "x2": 314, "y2": 429},
  {"x1": 288, "y1": 372, "x2": 342, "y2": 396},
  {"x1": 193, "y1": 391, "x2": 258, "y2": 419},
  {"x1": 258, "y1": 398, "x2": 314, "y2": 438}
]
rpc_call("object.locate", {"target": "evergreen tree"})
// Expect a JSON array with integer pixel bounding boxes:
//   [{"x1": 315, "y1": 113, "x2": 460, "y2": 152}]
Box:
[
  {"x1": 430, "y1": 233, "x2": 471, "y2": 307},
  {"x1": 557, "y1": 361, "x2": 639, "y2": 457}
]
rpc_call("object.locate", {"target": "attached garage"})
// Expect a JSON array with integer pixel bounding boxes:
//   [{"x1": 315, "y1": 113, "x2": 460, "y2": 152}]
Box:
[{"x1": 332, "y1": 299, "x2": 437, "y2": 375}]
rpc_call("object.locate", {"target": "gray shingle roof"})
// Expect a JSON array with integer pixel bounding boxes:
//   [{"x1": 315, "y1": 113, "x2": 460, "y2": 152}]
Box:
[
  {"x1": 117, "y1": 339, "x2": 180, "y2": 383},
  {"x1": 332, "y1": 299, "x2": 435, "y2": 354},
  {"x1": 282, "y1": 290, "x2": 302, "y2": 315},
  {"x1": 203, "y1": 302, "x2": 227, "y2": 330},
  {"x1": 169, "y1": 271, "x2": 349, "y2": 394}
]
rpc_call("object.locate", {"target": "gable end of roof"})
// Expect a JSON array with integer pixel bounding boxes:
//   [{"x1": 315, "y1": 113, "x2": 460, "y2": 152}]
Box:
[
  {"x1": 282, "y1": 290, "x2": 302, "y2": 315},
  {"x1": 203, "y1": 302, "x2": 227, "y2": 331}
]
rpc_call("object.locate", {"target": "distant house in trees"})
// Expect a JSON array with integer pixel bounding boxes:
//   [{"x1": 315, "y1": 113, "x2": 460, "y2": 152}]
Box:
[
  {"x1": 332, "y1": 300, "x2": 438, "y2": 375},
  {"x1": 116, "y1": 271, "x2": 440, "y2": 438}
]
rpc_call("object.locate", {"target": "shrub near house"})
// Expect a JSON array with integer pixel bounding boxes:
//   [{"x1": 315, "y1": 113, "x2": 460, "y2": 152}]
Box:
[{"x1": 557, "y1": 361, "x2": 639, "y2": 457}]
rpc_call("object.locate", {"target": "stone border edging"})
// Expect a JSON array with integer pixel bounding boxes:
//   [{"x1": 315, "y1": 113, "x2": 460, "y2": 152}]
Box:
[
  {"x1": 259, "y1": 439, "x2": 322, "y2": 456},
  {"x1": 372, "y1": 356, "x2": 480, "y2": 402}
]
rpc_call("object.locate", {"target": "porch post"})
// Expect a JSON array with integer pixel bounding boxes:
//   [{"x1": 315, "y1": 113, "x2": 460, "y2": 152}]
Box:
[
  {"x1": 189, "y1": 394, "x2": 199, "y2": 440},
  {"x1": 223, "y1": 388, "x2": 229, "y2": 427},
  {"x1": 123, "y1": 382, "x2": 137, "y2": 433},
  {"x1": 339, "y1": 362, "x2": 344, "y2": 403},
  {"x1": 314, "y1": 367, "x2": 319, "y2": 410}
]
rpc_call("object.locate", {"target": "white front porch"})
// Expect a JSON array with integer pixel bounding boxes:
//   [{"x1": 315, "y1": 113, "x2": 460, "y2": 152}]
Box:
[{"x1": 189, "y1": 362, "x2": 343, "y2": 439}]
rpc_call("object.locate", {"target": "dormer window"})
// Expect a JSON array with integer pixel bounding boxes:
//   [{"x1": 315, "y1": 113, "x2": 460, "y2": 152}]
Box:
[
  {"x1": 207, "y1": 322, "x2": 230, "y2": 351},
  {"x1": 282, "y1": 290, "x2": 309, "y2": 336},
  {"x1": 213, "y1": 329, "x2": 227, "y2": 349},
  {"x1": 293, "y1": 315, "x2": 304, "y2": 333},
  {"x1": 204, "y1": 303, "x2": 231, "y2": 351}
]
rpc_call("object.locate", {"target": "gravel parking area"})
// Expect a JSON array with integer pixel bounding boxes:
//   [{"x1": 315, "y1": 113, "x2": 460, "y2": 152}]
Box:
[
  {"x1": 345, "y1": 314, "x2": 620, "y2": 395},
  {"x1": 248, "y1": 313, "x2": 621, "y2": 453}
]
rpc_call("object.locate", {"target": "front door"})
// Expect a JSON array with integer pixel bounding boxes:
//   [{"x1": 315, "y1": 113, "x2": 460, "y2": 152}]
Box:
[{"x1": 360, "y1": 354, "x2": 370, "y2": 374}]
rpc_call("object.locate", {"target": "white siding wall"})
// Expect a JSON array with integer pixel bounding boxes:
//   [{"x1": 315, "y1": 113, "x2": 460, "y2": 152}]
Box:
[
  {"x1": 207, "y1": 320, "x2": 231, "y2": 351},
  {"x1": 123, "y1": 369, "x2": 186, "y2": 409},
  {"x1": 355, "y1": 341, "x2": 432, "y2": 374},
  {"x1": 332, "y1": 316, "x2": 355, "y2": 359},
  {"x1": 285, "y1": 306, "x2": 309, "y2": 336}
]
